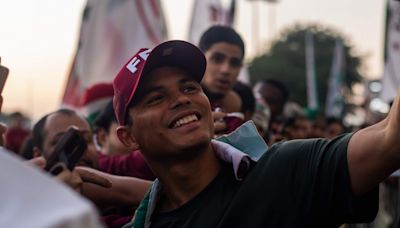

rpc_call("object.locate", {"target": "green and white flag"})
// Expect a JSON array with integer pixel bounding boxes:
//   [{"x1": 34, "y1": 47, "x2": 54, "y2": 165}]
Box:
[
  {"x1": 325, "y1": 39, "x2": 345, "y2": 118},
  {"x1": 305, "y1": 31, "x2": 319, "y2": 112},
  {"x1": 380, "y1": 0, "x2": 400, "y2": 103}
]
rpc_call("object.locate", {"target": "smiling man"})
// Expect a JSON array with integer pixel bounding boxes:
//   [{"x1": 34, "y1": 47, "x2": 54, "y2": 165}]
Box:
[{"x1": 114, "y1": 40, "x2": 400, "y2": 228}]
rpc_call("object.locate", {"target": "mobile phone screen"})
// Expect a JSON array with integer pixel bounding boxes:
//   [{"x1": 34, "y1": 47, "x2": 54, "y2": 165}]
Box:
[{"x1": 0, "y1": 65, "x2": 9, "y2": 94}]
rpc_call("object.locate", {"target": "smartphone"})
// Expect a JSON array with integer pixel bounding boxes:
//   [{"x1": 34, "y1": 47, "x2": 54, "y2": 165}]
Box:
[
  {"x1": 0, "y1": 63, "x2": 9, "y2": 94},
  {"x1": 44, "y1": 127, "x2": 87, "y2": 175}
]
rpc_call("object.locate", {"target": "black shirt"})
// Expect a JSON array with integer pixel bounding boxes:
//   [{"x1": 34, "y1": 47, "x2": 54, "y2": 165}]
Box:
[{"x1": 150, "y1": 134, "x2": 378, "y2": 228}]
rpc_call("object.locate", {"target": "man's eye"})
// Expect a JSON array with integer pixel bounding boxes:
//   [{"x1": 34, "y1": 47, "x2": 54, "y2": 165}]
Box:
[
  {"x1": 146, "y1": 95, "x2": 164, "y2": 105},
  {"x1": 211, "y1": 54, "x2": 226, "y2": 64},
  {"x1": 229, "y1": 58, "x2": 242, "y2": 67},
  {"x1": 183, "y1": 85, "x2": 198, "y2": 93}
]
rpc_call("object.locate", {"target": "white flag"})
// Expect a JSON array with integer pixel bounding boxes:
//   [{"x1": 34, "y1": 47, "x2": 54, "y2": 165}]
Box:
[
  {"x1": 62, "y1": 0, "x2": 167, "y2": 107},
  {"x1": 380, "y1": 0, "x2": 400, "y2": 103},
  {"x1": 325, "y1": 39, "x2": 345, "y2": 118},
  {"x1": 188, "y1": 0, "x2": 236, "y2": 45},
  {"x1": 305, "y1": 31, "x2": 318, "y2": 110}
]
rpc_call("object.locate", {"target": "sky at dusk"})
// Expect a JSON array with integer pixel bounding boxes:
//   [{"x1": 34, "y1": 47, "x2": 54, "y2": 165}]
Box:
[{"x1": 0, "y1": 0, "x2": 386, "y2": 120}]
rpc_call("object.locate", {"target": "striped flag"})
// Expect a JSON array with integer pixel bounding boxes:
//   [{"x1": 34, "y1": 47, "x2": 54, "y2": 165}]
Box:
[
  {"x1": 188, "y1": 0, "x2": 236, "y2": 45},
  {"x1": 380, "y1": 0, "x2": 400, "y2": 103},
  {"x1": 62, "y1": 0, "x2": 167, "y2": 109},
  {"x1": 325, "y1": 39, "x2": 345, "y2": 118},
  {"x1": 305, "y1": 31, "x2": 319, "y2": 113}
]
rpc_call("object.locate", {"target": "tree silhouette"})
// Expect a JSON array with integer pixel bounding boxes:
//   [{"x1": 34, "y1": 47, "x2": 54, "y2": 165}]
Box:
[{"x1": 248, "y1": 24, "x2": 364, "y2": 111}]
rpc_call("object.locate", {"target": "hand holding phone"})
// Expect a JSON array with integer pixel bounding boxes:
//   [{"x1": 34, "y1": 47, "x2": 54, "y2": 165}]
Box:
[{"x1": 44, "y1": 127, "x2": 87, "y2": 175}]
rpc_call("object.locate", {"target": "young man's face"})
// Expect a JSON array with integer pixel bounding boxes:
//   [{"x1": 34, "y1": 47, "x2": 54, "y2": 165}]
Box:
[
  {"x1": 125, "y1": 66, "x2": 214, "y2": 161},
  {"x1": 41, "y1": 112, "x2": 99, "y2": 169},
  {"x1": 202, "y1": 42, "x2": 243, "y2": 97}
]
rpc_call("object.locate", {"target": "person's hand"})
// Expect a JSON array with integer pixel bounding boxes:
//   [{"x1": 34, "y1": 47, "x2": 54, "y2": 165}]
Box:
[
  {"x1": 55, "y1": 165, "x2": 83, "y2": 193},
  {"x1": 212, "y1": 109, "x2": 227, "y2": 137},
  {"x1": 55, "y1": 166, "x2": 112, "y2": 193},
  {"x1": 27, "y1": 156, "x2": 47, "y2": 169},
  {"x1": 75, "y1": 166, "x2": 112, "y2": 188}
]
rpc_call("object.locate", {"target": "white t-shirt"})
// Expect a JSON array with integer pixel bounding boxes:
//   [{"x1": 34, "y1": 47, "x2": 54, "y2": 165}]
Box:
[{"x1": 0, "y1": 148, "x2": 103, "y2": 228}]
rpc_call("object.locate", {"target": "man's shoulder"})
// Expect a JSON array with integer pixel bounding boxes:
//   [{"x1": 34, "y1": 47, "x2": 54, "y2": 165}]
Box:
[{"x1": 256, "y1": 134, "x2": 353, "y2": 167}]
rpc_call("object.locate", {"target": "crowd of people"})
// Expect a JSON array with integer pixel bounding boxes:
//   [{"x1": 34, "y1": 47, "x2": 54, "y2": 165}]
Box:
[{"x1": 1, "y1": 25, "x2": 399, "y2": 228}]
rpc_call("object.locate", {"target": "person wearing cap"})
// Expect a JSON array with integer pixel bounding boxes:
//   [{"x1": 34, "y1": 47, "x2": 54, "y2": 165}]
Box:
[{"x1": 113, "y1": 40, "x2": 400, "y2": 227}]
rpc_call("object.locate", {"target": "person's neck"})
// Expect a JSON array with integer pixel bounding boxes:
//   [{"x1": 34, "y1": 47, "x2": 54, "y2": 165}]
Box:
[
  {"x1": 202, "y1": 85, "x2": 224, "y2": 104},
  {"x1": 151, "y1": 143, "x2": 220, "y2": 212}
]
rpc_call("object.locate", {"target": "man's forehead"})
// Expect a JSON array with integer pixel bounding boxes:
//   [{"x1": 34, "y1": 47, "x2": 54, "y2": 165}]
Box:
[
  {"x1": 141, "y1": 67, "x2": 196, "y2": 90},
  {"x1": 44, "y1": 112, "x2": 90, "y2": 134},
  {"x1": 206, "y1": 43, "x2": 243, "y2": 57}
]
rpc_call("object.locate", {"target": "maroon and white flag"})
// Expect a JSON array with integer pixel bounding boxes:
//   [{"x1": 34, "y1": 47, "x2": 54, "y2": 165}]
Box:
[
  {"x1": 62, "y1": 0, "x2": 167, "y2": 109},
  {"x1": 188, "y1": 0, "x2": 236, "y2": 45}
]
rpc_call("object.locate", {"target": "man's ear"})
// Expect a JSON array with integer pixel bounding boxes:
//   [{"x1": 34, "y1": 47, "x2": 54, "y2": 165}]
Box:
[
  {"x1": 116, "y1": 126, "x2": 139, "y2": 150},
  {"x1": 96, "y1": 129, "x2": 107, "y2": 147},
  {"x1": 32, "y1": 146, "x2": 42, "y2": 158}
]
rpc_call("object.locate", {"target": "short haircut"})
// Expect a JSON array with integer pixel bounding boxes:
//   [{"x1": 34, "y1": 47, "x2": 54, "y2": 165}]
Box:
[
  {"x1": 20, "y1": 136, "x2": 34, "y2": 160},
  {"x1": 93, "y1": 101, "x2": 117, "y2": 133},
  {"x1": 233, "y1": 81, "x2": 255, "y2": 114},
  {"x1": 199, "y1": 25, "x2": 245, "y2": 58},
  {"x1": 10, "y1": 111, "x2": 23, "y2": 118},
  {"x1": 32, "y1": 109, "x2": 77, "y2": 151},
  {"x1": 325, "y1": 117, "x2": 344, "y2": 126},
  {"x1": 262, "y1": 79, "x2": 289, "y2": 103}
]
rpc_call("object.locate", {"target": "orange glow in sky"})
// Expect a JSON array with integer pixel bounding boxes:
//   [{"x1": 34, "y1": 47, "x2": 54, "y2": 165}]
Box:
[{"x1": 0, "y1": 0, "x2": 385, "y2": 120}]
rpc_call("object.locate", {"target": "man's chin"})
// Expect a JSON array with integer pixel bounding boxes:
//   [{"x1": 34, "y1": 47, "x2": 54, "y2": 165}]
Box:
[{"x1": 151, "y1": 139, "x2": 211, "y2": 163}]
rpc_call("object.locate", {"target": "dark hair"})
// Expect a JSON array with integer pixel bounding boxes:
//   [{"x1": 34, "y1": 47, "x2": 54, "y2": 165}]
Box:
[
  {"x1": 93, "y1": 101, "x2": 117, "y2": 133},
  {"x1": 20, "y1": 136, "x2": 34, "y2": 160},
  {"x1": 262, "y1": 79, "x2": 289, "y2": 103},
  {"x1": 325, "y1": 117, "x2": 344, "y2": 126},
  {"x1": 10, "y1": 112, "x2": 24, "y2": 119},
  {"x1": 32, "y1": 109, "x2": 77, "y2": 151},
  {"x1": 233, "y1": 81, "x2": 255, "y2": 114},
  {"x1": 199, "y1": 25, "x2": 245, "y2": 58}
]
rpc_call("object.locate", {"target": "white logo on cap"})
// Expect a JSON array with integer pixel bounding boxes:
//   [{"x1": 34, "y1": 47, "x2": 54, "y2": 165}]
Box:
[{"x1": 126, "y1": 49, "x2": 152, "y2": 74}]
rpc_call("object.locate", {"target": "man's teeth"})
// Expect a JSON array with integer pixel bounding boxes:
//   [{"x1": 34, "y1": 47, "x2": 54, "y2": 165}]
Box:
[{"x1": 173, "y1": 114, "x2": 198, "y2": 128}]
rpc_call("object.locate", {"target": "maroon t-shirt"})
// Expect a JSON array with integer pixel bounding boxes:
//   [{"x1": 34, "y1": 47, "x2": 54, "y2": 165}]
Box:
[
  {"x1": 5, "y1": 127, "x2": 30, "y2": 154},
  {"x1": 98, "y1": 150, "x2": 155, "y2": 228},
  {"x1": 98, "y1": 150, "x2": 155, "y2": 181},
  {"x1": 211, "y1": 102, "x2": 244, "y2": 134}
]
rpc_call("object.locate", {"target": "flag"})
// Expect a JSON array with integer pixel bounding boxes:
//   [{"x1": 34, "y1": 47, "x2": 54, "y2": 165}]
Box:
[
  {"x1": 305, "y1": 31, "x2": 319, "y2": 112},
  {"x1": 188, "y1": 0, "x2": 236, "y2": 45},
  {"x1": 325, "y1": 39, "x2": 345, "y2": 118},
  {"x1": 380, "y1": 0, "x2": 400, "y2": 103},
  {"x1": 62, "y1": 0, "x2": 167, "y2": 108}
]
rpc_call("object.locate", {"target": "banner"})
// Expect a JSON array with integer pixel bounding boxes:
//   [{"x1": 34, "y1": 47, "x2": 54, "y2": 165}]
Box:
[
  {"x1": 325, "y1": 39, "x2": 345, "y2": 118},
  {"x1": 305, "y1": 32, "x2": 319, "y2": 111},
  {"x1": 188, "y1": 0, "x2": 236, "y2": 45},
  {"x1": 62, "y1": 0, "x2": 167, "y2": 108},
  {"x1": 380, "y1": 0, "x2": 400, "y2": 103}
]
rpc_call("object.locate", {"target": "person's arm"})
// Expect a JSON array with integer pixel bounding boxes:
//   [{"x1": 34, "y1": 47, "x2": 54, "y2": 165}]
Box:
[
  {"x1": 78, "y1": 167, "x2": 152, "y2": 208},
  {"x1": 348, "y1": 93, "x2": 400, "y2": 196}
]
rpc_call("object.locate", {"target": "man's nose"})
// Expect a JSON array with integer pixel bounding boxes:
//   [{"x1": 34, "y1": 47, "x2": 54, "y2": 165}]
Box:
[
  {"x1": 170, "y1": 92, "x2": 191, "y2": 110},
  {"x1": 219, "y1": 60, "x2": 232, "y2": 74}
]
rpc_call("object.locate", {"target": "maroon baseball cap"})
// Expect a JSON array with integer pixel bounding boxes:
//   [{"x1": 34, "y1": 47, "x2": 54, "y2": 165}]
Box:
[{"x1": 113, "y1": 40, "x2": 207, "y2": 125}]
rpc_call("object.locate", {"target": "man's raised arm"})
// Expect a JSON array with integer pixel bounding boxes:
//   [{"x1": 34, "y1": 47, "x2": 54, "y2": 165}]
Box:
[{"x1": 348, "y1": 92, "x2": 400, "y2": 196}]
